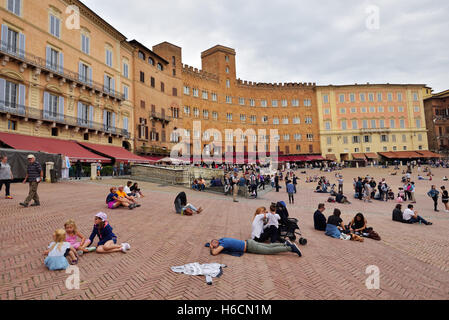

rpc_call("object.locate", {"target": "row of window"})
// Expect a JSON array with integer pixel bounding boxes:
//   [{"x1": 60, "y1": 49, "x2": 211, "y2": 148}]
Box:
[
  {"x1": 182, "y1": 106, "x2": 313, "y2": 124},
  {"x1": 179, "y1": 130, "x2": 315, "y2": 143},
  {"x1": 334, "y1": 145, "x2": 424, "y2": 154},
  {"x1": 139, "y1": 72, "x2": 177, "y2": 96},
  {"x1": 324, "y1": 105, "x2": 420, "y2": 115},
  {"x1": 323, "y1": 92, "x2": 420, "y2": 104},
  {"x1": 137, "y1": 51, "x2": 164, "y2": 71},
  {"x1": 324, "y1": 118, "x2": 422, "y2": 130},
  {"x1": 183, "y1": 86, "x2": 312, "y2": 107},
  {"x1": 0, "y1": 77, "x2": 129, "y2": 131},
  {"x1": 1, "y1": 24, "x2": 131, "y2": 99},
  {"x1": 326, "y1": 134, "x2": 424, "y2": 145}
]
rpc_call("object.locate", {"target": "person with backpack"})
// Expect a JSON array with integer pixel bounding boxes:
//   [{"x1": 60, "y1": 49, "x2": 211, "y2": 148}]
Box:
[{"x1": 427, "y1": 185, "x2": 440, "y2": 212}]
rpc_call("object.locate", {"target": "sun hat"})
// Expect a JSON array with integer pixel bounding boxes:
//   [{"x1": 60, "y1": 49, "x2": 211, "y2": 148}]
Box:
[{"x1": 95, "y1": 212, "x2": 107, "y2": 221}]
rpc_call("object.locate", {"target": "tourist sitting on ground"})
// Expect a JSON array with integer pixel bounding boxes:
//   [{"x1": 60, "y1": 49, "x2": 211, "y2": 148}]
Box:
[
  {"x1": 251, "y1": 206, "x2": 280, "y2": 243},
  {"x1": 443, "y1": 176, "x2": 448, "y2": 181},
  {"x1": 198, "y1": 177, "x2": 206, "y2": 191},
  {"x1": 325, "y1": 209, "x2": 349, "y2": 239},
  {"x1": 44, "y1": 229, "x2": 78, "y2": 270},
  {"x1": 64, "y1": 219, "x2": 91, "y2": 255},
  {"x1": 117, "y1": 186, "x2": 140, "y2": 207},
  {"x1": 390, "y1": 171, "x2": 398, "y2": 176},
  {"x1": 210, "y1": 177, "x2": 223, "y2": 187},
  {"x1": 387, "y1": 188, "x2": 395, "y2": 200},
  {"x1": 173, "y1": 191, "x2": 203, "y2": 215},
  {"x1": 124, "y1": 181, "x2": 136, "y2": 197},
  {"x1": 402, "y1": 204, "x2": 433, "y2": 225},
  {"x1": 88, "y1": 212, "x2": 130, "y2": 254},
  {"x1": 208, "y1": 237, "x2": 302, "y2": 257},
  {"x1": 392, "y1": 204, "x2": 405, "y2": 222},
  {"x1": 313, "y1": 203, "x2": 327, "y2": 231},
  {"x1": 106, "y1": 187, "x2": 136, "y2": 210},
  {"x1": 418, "y1": 175, "x2": 429, "y2": 180},
  {"x1": 335, "y1": 192, "x2": 351, "y2": 204},
  {"x1": 192, "y1": 179, "x2": 199, "y2": 190},
  {"x1": 348, "y1": 213, "x2": 368, "y2": 235},
  {"x1": 130, "y1": 182, "x2": 144, "y2": 198}
]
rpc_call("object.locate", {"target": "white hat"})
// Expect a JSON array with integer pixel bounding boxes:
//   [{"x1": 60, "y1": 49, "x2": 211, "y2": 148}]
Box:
[
  {"x1": 27, "y1": 154, "x2": 35, "y2": 159},
  {"x1": 95, "y1": 212, "x2": 107, "y2": 221}
]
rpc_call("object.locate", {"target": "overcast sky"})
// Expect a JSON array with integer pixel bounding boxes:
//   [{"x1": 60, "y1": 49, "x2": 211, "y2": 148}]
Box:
[{"x1": 83, "y1": 0, "x2": 449, "y2": 92}]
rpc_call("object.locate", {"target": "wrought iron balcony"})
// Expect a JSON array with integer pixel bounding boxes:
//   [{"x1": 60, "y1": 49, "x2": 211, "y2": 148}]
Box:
[
  {"x1": 0, "y1": 101, "x2": 130, "y2": 139},
  {"x1": 150, "y1": 111, "x2": 172, "y2": 123},
  {"x1": 0, "y1": 41, "x2": 125, "y2": 101}
]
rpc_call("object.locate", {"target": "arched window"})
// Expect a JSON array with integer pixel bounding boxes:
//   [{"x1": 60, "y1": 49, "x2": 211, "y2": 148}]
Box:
[
  {"x1": 138, "y1": 51, "x2": 145, "y2": 60},
  {"x1": 148, "y1": 57, "x2": 154, "y2": 65},
  {"x1": 157, "y1": 63, "x2": 163, "y2": 71}
]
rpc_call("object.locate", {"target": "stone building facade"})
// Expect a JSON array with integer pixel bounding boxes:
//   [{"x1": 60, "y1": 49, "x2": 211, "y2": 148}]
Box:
[
  {"x1": 0, "y1": 0, "x2": 134, "y2": 150},
  {"x1": 424, "y1": 89, "x2": 449, "y2": 153},
  {"x1": 316, "y1": 84, "x2": 429, "y2": 162}
]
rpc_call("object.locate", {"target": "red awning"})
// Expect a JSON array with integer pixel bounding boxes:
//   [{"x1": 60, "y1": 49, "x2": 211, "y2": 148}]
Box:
[
  {"x1": 77, "y1": 142, "x2": 151, "y2": 163},
  {"x1": 352, "y1": 153, "x2": 366, "y2": 160},
  {"x1": 142, "y1": 156, "x2": 165, "y2": 162},
  {"x1": 0, "y1": 132, "x2": 111, "y2": 163},
  {"x1": 306, "y1": 155, "x2": 325, "y2": 161},
  {"x1": 364, "y1": 153, "x2": 378, "y2": 159},
  {"x1": 416, "y1": 151, "x2": 442, "y2": 158}
]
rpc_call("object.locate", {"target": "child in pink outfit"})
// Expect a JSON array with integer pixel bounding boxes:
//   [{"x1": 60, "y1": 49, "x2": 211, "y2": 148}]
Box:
[{"x1": 64, "y1": 219, "x2": 91, "y2": 253}]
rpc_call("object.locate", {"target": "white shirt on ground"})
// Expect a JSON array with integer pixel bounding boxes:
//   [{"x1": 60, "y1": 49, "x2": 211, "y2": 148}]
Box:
[{"x1": 124, "y1": 186, "x2": 132, "y2": 194}]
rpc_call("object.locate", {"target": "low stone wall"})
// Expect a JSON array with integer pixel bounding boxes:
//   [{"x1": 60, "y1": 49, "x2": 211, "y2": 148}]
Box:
[
  {"x1": 131, "y1": 164, "x2": 224, "y2": 186},
  {"x1": 131, "y1": 164, "x2": 189, "y2": 185}
]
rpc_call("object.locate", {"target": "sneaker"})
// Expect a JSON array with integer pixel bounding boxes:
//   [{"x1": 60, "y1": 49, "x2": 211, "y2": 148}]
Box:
[
  {"x1": 128, "y1": 204, "x2": 135, "y2": 210},
  {"x1": 123, "y1": 243, "x2": 131, "y2": 251},
  {"x1": 286, "y1": 241, "x2": 302, "y2": 257},
  {"x1": 30, "y1": 203, "x2": 40, "y2": 207},
  {"x1": 121, "y1": 244, "x2": 127, "y2": 253},
  {"x1": 86, "y1": 247, "x2": 96, "y2": 252},
  {"x1": 77, "y1": 250, "x2": 84, "y2": 256},
  {"x1": 19, "y1": 202, "x2": 28, "y2": 208},
  {"x1": 135, "y1": 204, "x2": 141, "y2": 208},
  {"x1": 5, "y1": 196, "x2": 13, "y2": 199},
  {"x1": 426, "y1": 222, "x2": 433, "y2": 226}
]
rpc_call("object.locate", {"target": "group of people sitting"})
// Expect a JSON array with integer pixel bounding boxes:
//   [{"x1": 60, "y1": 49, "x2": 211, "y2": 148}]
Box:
[
  {"x1": 191, "y1": 178, "x2": 206, "y2": 191},
  {"x1": 44, "y1": 212, "x2": 131, "y2": 271},
  {"x1": 392, "y1": 204, "x2": 433, "y2": 225},
  {"x1": 207, "y1": 202, "x2": 302, "y2": 258},
  {"x1": 106, "y1": 182, "x2": 143, "y2": 210},
  {"x1": 313, "y1": 203, "x2": 380, "y2": 241}
]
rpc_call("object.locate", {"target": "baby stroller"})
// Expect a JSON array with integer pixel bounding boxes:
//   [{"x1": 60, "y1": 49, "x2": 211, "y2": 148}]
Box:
[{"x1": 275, "y1": 202, "x2": 307, "y2": 245}]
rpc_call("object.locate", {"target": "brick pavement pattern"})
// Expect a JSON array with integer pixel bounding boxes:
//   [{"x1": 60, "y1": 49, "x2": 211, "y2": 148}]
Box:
[{"x1": 0, "y1": 167, "x2": 448, "y2": 300}]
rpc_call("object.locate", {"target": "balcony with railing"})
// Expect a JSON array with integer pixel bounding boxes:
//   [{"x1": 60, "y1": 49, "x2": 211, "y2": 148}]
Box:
[
  {"x1": 433, "y1": 115, "x2": 449, "y2": 124},
  {"x1": 359, "y1": 128, "x2": 391, "y2": 134},
  {"x1": 150, "y1": 111, "x2": 172, "y2": 123},
  {"x1": 0, "y1": 41, "x2": 124, "y2": 101},
  {"x1": 0, "y1": 100, "x2": 130, "y2": 139}
]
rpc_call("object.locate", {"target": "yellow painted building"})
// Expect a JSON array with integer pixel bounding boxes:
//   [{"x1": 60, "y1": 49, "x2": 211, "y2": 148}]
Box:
[
  {"x1": 316, "y1": 84, "x2": 429, "y2": 162},
  {"x1": 0, "y1": 0, "x2": 134, "y2": 152}
]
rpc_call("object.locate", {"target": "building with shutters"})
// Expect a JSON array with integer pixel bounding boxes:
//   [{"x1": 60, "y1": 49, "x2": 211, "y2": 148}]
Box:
[
  {"x1": 128, "y1": 40, "x2": 183, "y2": 156},
  {"x1": 316, "y1": 84, "x2": 430, "y2": 162},
  {"x1": 179, "y1": 45, "x2": 321, "y2": 159},
  {"x1": 0, "y1": 0, "x2": 134, "y2": 153},
  {"x1": 424, "y1": 89, "x2": 449, "y2": 154}
]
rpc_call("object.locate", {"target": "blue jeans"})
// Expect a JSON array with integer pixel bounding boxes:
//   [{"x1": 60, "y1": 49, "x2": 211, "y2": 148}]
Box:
[{"x1": 408, "y1": 216, "x2": 429, "y2": 225}]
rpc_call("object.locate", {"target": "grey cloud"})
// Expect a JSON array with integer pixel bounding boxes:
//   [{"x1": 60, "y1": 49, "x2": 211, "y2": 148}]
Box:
[{"x1": 83, "y1": 0, "x2": 449, "y2": 91}]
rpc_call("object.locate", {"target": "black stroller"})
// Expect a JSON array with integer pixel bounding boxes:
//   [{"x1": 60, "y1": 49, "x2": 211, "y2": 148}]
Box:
[{"x1": 275, "y1": 202, "x2": 307, "y2": 245}]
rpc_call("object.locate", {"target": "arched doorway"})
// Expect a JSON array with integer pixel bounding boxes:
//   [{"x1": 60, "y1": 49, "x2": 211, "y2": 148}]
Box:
[{"x1": 122, "y1": 141, "x2": 131, "y2": 151}]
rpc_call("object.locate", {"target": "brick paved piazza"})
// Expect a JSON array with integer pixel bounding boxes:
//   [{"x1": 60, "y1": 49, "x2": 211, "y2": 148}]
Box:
[{"x1": 1, "y1": 166, "x2": 448, "y2": 300}]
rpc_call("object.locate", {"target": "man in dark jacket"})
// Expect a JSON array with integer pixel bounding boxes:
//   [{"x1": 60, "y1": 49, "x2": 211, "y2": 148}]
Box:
[
  {"x1": 313, "y1": 203, "x2": 327, "y2": 231},
  {"x1": 20, "y1": 155, "x2": 43, "y2": 208}
]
